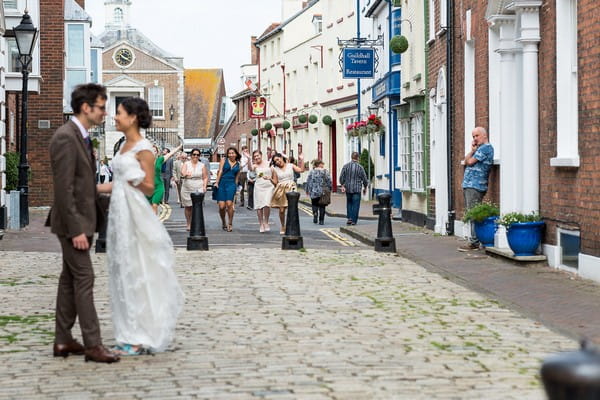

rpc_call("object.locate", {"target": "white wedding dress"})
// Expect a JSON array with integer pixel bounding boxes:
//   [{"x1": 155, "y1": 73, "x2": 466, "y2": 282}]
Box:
[{"x1": 107, "y1": 138, "x2": 184, "y2": 352}]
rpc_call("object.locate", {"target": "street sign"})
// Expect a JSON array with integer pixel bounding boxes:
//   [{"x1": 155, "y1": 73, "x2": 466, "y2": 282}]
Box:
[
  {"x1": 217, "y1": 138, "x2": 225, "y2": 155},
  {"x1": 342, "y1": 48, "x2": 375, "y2": 79}
]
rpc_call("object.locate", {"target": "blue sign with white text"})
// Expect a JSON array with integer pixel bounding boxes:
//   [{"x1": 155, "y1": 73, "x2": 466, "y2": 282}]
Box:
[{"x1": 342, "y1": 48, "x2": 375, "y2": 79}]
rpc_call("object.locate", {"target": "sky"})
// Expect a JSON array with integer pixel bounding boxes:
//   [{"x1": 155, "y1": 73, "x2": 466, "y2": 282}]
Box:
[{"x1": 85, "y1": 0, "x2": 283, "y2": 96}]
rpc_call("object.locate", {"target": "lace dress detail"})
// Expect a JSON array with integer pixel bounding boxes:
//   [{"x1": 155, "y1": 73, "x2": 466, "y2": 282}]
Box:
[{"x1": 107, "y1": 139, "x2": 184, "y2": 352}]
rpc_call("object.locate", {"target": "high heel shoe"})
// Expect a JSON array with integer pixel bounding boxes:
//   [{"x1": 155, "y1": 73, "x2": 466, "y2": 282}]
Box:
[
  {"x1": 280, "y1": 225, "x2": 286, "y2": 235},
  {"x1": 259, "y1": 224, "x2": 265, "y2": 233},
  {"x1": 264, "y1": 223, "x2": 270, "y2": 232}
]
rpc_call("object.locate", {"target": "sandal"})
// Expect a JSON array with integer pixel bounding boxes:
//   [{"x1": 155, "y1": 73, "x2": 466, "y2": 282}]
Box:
[
  {"x1": 227, "y1": 224, "x2": 233, "y2": 232},
  {"x1": 222, "y1": 224, "x2": 227, "y2": 231}
]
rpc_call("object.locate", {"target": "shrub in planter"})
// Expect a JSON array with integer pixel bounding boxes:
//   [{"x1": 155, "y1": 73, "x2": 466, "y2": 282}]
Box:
[
  {"x1": 308, "y1": 114, "x2": 318, "y2": 124},
  {"x1": 463, "y1": 202, "x2": 500, "y2": 247},
  {"x1": 390, "y1": 35, "x2": 409, "y2": 54},
  {"x1": 359, "y1": 149, "x2": 375, "y2": 181},
  {"x1": 251, "y1": 128, "x2": 259, "y2": 136},
  {"x1": 298, "y1": 114, "x2": 308, "y2": 124},
  {"x1": 497, "y1": 212, "x2": 544, "y2": 256},
  {"x1": 322, "y1": 115, "x2": 333, "y2": 126},
  {"x1": 282, "y1": 120, "x2": 291, "y2": 130},
  {"x1": 263, "y1": 122, "x2": 272, "y2": 131},
  {"x1": 3, "y1": 152, "x2": 19, "y2": 192}
]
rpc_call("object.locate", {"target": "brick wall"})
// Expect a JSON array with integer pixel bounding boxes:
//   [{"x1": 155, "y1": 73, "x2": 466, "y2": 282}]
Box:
[
  {"x1": 75, "y1": 0, "x2": 84, "y2": 8},
  {"x1": 539, "y1": 0, "x2": 600, "y2": 255},
  {"x1": 224, "y1": 95, "x2": 260, "y2": 153},
  {"x1": 28, "y1": 0, "x2": 65, "y2": 206}
]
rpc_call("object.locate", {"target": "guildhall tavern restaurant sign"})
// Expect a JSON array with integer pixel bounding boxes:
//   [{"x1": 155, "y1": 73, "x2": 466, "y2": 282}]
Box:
[{"x1": 342, "y1": 48, "x2": 375, "y2": 79}]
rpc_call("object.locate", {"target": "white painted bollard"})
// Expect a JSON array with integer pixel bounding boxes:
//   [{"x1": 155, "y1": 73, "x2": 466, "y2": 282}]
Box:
[{"x1": 8, "y1": 190, "x2": 20, "y2": 230}]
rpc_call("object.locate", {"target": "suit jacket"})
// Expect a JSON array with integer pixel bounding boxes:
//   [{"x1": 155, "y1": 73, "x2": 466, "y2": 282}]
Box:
[
  {"x1": 161, "y1": 157, "x2": 174, "y2": 178},
  {"x1": 48, "y1": 120, "x2": 98, "y2": 238}
]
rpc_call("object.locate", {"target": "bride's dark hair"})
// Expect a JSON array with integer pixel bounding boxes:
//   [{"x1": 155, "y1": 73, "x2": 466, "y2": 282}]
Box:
[{"x1": 121, "y1": 97, "x2": 152, "y2": 129}]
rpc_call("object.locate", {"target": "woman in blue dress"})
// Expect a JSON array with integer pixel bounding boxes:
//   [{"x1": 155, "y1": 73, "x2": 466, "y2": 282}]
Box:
[{"x1": 214, "y1": 147, "x2": 241, "y2": 232}]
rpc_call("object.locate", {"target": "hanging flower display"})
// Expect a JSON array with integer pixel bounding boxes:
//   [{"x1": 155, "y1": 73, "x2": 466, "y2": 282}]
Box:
[
  {"x1": 346, "y1": 116, "x2": 385, "y2": 137},
  {"x1": 251, "y1": 128, "x2": 259, "y2": 136},
  {"x1": 282, "y1": 120, "x2": 291, "y2": 130},
  {"x1": 263, "y1": 122, "x2": 272, "y2": 131},
  {"x1": 322, "y1": 115, "x2": 333, "y2": 126},
  {"x1": 308, "y1": 114, "x2": 318, "y2": 124},
  {"x1": 298, "y1": 114, "x2": 308, "y2": 124},
  {"x1": 366, "y1": 114, "x2": 383, "y2": 134},
  {"x1": 390, "y1": 35, "x2": 409, "y2": 54}
]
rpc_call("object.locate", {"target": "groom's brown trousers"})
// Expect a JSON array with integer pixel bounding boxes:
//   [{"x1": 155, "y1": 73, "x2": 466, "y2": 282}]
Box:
[{"x1": 55, "y1": 236, "x2": 101, "y2": 348}]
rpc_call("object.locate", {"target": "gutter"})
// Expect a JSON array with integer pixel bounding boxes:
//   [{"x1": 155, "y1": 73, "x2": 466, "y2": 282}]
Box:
[{"x1": 446, "y1": 0, "x2": 455, "y2": 235}]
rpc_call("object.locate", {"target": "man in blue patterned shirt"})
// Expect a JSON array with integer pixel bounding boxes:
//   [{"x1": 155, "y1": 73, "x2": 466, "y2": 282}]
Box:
[
  {"x1": 339, "y1": 152, "x2": 369, "y2": 225},
  {"x1": 459, "y1": 127, "x2": 494, "y2": 251}
]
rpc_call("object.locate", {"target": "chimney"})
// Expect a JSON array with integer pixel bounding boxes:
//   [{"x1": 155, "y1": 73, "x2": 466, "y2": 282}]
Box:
[
  {"x1": 250, "y1": 36, "x2": 258, "y2": 65},
  {"x1": 75, "y1": 0, "x2": 85, "y2": 8}
]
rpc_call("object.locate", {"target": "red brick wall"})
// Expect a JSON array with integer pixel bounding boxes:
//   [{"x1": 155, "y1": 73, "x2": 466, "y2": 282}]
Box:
[
  {"x1": 539, "y1": 0, "x2": 600, "y2": 255},
  {"x1": 29, "y1": 0, "x2": 65, "y2": 206},
  {"x1": 75, "y1": 0, "x2": 84, "y2": 8},
  {"x1": 451, "y1": 0, "x2": 499, "y2": 220},
  {"x1": 224, "y1": 96, "x2": 259, "y2": 151}
]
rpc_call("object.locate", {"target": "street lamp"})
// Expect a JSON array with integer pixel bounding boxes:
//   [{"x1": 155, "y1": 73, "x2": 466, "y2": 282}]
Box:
[
  {"x1": 14, "y1": 10, "x2": 39, "y2": 228},
  {"x1": 169, "y1": 104, "x2": 175, "y2": 120}
]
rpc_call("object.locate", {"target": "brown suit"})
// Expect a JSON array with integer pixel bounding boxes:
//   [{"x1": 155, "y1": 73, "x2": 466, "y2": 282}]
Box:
[{"x1": 49, "y1": 119, "x2": 101, "y2": 348}]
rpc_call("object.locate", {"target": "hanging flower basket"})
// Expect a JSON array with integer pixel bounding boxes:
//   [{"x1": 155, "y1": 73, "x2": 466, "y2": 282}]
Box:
[
  {"x1": 282, "y1": 120, "x2": 291, "y2": 130},
  {"x1": 390, "y1": 35, "x2": 409, "y2": 54},
  {"x1": 263, "y1": 122, "x2": 272, "y2": 131},
  {"x1": 322, "y1": 115, "x2": 333, "y2": 126},
  {"x1": 251, "y1": 128, "x2": 259, "y2": 136},
  {"x1": 298, "y1": 114, "x2": 308, "y2": 124},
  {"x1": 308, "y1": 114, "x2": 318, "y2": 124}
]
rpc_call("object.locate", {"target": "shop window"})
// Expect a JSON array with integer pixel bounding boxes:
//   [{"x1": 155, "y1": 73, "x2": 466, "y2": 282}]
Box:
[{"x1": 559, "y1": 229, "x2": 580, "y2": 270}]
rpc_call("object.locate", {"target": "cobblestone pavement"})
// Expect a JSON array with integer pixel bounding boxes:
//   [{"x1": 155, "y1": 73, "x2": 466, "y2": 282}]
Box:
[{"x1": 0, "y1": 249, "x2": 573, "y2": 399}]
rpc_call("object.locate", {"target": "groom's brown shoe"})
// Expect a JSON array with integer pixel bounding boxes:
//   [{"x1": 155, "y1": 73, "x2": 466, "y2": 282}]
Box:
[
  {"x1": 53, "y1": 340, "x2": 85, "y2": 357},
  {"x1": 84, "y1": 345, "x2": 120, "y2": 363}
]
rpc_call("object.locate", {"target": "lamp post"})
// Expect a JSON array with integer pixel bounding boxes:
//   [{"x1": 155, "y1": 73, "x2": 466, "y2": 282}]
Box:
[
  {"x1": 367, "y1": 104, "x2": 380, "y2": 200},
  {"x1": 169, "y1": 104, "x2": 175, "y2": 120},
  {"x1": 14, "y1": 10, "x2": 39, "y2": 228}
]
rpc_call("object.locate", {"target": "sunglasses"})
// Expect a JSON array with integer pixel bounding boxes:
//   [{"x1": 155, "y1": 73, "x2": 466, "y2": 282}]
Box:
[{"x1": 191, "y1": 153, "x2": 200, "y2": 156}]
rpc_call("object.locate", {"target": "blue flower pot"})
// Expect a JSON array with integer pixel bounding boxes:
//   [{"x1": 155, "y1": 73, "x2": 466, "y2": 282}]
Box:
[
  {"x1": 473, "y1": 216, "x2": 498, "y2": 247},
  {"x1": 506, "y1": 221, "x2": 545, "y2": 256}
]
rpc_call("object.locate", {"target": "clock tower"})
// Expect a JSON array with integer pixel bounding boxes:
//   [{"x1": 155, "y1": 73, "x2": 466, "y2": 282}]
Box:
[{"x1": 104, "y1": 0, "x2": 132, "y2": 31}]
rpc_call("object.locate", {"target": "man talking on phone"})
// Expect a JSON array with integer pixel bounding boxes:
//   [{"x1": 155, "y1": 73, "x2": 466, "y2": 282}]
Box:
[{"x1": 459, "y1": 126, "x2": 494, "y2": 251}]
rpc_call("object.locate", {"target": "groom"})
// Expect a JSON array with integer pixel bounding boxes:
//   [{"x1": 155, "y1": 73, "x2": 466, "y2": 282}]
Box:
[{"x1": 48, "y1": 83, "x2": 119, "y2": 363}]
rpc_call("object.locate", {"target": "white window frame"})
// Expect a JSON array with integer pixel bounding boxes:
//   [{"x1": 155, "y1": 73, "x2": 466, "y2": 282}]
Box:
[
  {"x1": 439, "y1": 0, "x2": 447, "y2": 32},
  {"x1": 398, "y1": 118, "x2": 411, "y2": 190},
  {"x1": 411, "y1": 113, "x2": 425, "y2": 192},
  {"x1": 428, "y1": 0, "x2": 436, "y2": 42},
  {"x1": 557, "y1": 228, "x2": 580, "y2": 273},
  {"x1": 3, "y1": 0, "x2": 18, "y2": 10},
  {"x1": 148, "y1": 86, "x2": 164, "y2": 119},
  {"x1": 114, "y1": 8, "x2": 123, "y2": 25},
  {"x1": 551, "y1": 0, "x2": 579, "y2": 167}
]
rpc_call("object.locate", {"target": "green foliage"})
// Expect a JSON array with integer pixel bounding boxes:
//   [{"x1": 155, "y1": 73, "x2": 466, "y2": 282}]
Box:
[
  {"x1": 91, "y1": 138, "x2": 100, "y2": 149},
  {"x1": 359, "y1": 149, "x2": 375, "y2": 180},
  {"x1": 463, "y1": 202, "x2": 500, "y2": 223},
  {"x1": 390, "y1": 35, "x2": 409, "y2": 54},
  {"x1": 251, "y1": 128, "x2": 259, "y2": 136},
  {"x1": 298, "y1": 114, "x2": 308, "y2": 124},
  {"x1": 263, "y1": 122, "x2": 272, "y2": 131},
  {"x1": 282, "y1": 120, "x2": 291, "y2": 130},
  {"x1": 322, "y1": 115, "x2": 333, "y2": 126},
  {"x1": 497, "y1": 212, "x2": 542, "y2": 227},
  {"x1": 308, "y1": 114, "x2": 318, "y2": 124},
  {"x1": 3, "y1": 152, "x2": 19, "y2": 192}
]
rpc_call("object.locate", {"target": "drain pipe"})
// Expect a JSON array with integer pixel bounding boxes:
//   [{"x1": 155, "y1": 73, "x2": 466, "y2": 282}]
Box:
[{"x1": 445, "y1": 0, "x2": 455, "y2": 235}]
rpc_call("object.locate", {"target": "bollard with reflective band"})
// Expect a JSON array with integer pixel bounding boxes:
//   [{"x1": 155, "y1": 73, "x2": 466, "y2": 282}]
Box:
[
  {"x1": 541, "y1": 340, "x2": 600, "y2": 399},
  {"x1": 187, "y1": 192, "x2": 208, "y2": 251},
  {"x1": 282, "y1": 191, "x2": 304, "y2": 250},
  {"x1": 372, "y1": 193, "x2": 396, "y2": 253},
  {"x1": 95, "y1": 194, "x2": 110, "y2": 253}
]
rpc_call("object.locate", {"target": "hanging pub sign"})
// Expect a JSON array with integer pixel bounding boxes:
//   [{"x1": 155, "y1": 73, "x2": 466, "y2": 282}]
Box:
[
  {"x1": 342, "y1": 48, "x2": 375, "y2": 79},
  {"x1": 249, "y1": 96, "x2": 267, "y2": 119},
  {"x1": 292, "y1": 114, "x2": 308, "y2": 130}
]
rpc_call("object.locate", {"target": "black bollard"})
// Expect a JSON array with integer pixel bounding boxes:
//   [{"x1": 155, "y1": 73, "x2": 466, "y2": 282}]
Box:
[
  {"x1": 541, "y1": 340, "x2": 600, "y2": 399},
  {"x1": 95, "y1": 194, "x2": 110, "y2": 253},
  {"x1": 372, "y1": 193, "x2": 396, "y2": 253},
  {"x1": 282, "y1": 191, "x2": 304, "y2": 250},
  {"x1": 187, "y1": 191, "x2": 209, "y2": 251}
]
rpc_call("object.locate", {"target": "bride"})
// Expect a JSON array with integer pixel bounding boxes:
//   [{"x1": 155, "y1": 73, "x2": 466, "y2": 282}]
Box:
[{"x1": 97, "y1": 97, "x2": 184, "y2": 355}]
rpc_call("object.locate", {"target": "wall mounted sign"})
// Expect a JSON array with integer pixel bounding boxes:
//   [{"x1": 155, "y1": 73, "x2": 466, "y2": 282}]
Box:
[
  {"x1": 249, "y1": 96, "x2": 267, "y2": 119},
  {"x1": 342, "y1": 48, "x2": 375, "y2": 79}
]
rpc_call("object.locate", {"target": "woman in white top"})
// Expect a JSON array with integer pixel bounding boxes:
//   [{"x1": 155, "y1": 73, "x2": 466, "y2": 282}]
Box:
[
  {"x1": 180, "y1": 148, "x2": 208, "y2": 231},
  {"x1": 248, "y1": 150, "x2": 274, "y2": 233},
  {"x1": 269, "y1": 152, "x2": 305, "y2": 234}
]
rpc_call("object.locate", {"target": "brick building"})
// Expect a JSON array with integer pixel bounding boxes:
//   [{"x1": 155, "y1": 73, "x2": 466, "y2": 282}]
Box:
[{"x1": 447, "y1": 0, "x2": 600, "y2": 282}]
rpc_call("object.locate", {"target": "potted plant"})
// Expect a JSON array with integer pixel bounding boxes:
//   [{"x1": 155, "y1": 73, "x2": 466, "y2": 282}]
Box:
[
  {"x1": 322, "y1": 115, "x2": 333, "y2": 126},
  {"x1": 308, "y1": 114, "x2": 318, "y2": 124},
  {"x1": 463, "y1": 202, "x2": 500, "y2": 247},
  {"x1": 390, "y1": 35, "x2": 409, "y2": 54},
  {"x1": 282, "y1": 120, "x2": 291, "y2": 130},
  {"x1": 251, "y1": 128, "x2": 259, "y2": 136},
  {"x1": 298, "y1": 114, "x2": 308, "y2": 124},
  {"x1": 497, "y1": 212, "x2": 545, "y2": 256},
  {"x1": 263, "y1": 122, "x2": 272, "y2": 131}
]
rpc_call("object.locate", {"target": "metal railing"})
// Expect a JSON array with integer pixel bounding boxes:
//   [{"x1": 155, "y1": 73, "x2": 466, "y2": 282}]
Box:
[{"x1": 144, "y1": 127, "x2": 182, "y2": 150}]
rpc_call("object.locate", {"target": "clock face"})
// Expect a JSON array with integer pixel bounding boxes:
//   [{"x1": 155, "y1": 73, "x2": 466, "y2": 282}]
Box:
[{"x1": 114, "y1": 48, "x2": 133, "y2": 67}]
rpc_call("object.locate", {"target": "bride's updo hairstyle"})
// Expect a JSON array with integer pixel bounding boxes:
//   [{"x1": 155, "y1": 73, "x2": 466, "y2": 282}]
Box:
[{"x1": 121, "y1": 97, "x2": 152, "y2": 129}]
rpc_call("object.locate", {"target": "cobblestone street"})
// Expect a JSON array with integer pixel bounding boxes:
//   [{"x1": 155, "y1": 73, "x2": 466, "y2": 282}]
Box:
[{"x1": 0, "y1": 249, "x2": 574, "y2": 399}]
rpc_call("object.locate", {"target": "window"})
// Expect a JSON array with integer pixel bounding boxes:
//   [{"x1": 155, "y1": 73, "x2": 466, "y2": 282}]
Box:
[
  {"x1": 440, "y1": 0, "x2": 447, "y2": 30},
  {"x1": 3, "y1": 0, "x2": 17, "y2": 9},
  {"x1": 148, "y1": 87, "x2": 164, "y2": 118},
  {"x1": 398, "y1": 119, "x2": 411, "y2": 189},
  {"x1": 429, "y1": 0, "x2": 436, "y2": 41},
  {"x1": 90, "y1": 49, "x2": 99, "y2": 83},
  {"x1": 219, "y1": 99, "x2": 227, "y2": 125},
  {"x1": 114, "y1": 8, "x2": 123, "y2": 24},
  {"x1": 559, "y1": 229, "x2": 580, "y2": 270},
  {"x1": 552, "y1": 0, "x2": 579, "y2": 167},
  {"x1": 313, "y1": 15, "x2": 323, "y2": 34},
  {"x1": 66, "y1": 70, "x2": 87, "y2": 98},
  {"x1": 411, "y1": 113, "x2": 424, "y2": 191},
  {"x1": 7, "y1": 38, "x2": 21, "y2": 73},
  {"x1": 67, "y1": 24, "x2": 85, "y2": 67}
]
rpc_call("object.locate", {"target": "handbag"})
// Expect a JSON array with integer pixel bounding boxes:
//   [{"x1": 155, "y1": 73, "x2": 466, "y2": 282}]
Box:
[{"x1": 318, "y1": 187, "x2": 331, "y2": 206}]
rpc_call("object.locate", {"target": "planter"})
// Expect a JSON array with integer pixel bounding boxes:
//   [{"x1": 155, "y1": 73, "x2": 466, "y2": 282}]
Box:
[
  {"x1": 473, "y1": 216, "x2": 498, "y2": 247},
  {"x1": 506, "y1": 221, "x2": 545, "y2": 256}
]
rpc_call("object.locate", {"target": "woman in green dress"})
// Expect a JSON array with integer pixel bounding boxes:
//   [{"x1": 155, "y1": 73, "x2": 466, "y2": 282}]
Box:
[{"x1": 148, "y1": 144, "x2": 181, "y2": 214}]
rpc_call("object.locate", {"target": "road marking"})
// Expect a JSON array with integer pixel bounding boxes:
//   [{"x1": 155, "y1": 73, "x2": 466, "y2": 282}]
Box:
[
  {"x1": 320, "y1": 228, "x2": 356, "y2": 247},
  {"x1": 159, "y1": 204, "x2": 172, "y2": 222},
  {"x1": 298, "y1": 204, "x2": 313, "y2": 216}
]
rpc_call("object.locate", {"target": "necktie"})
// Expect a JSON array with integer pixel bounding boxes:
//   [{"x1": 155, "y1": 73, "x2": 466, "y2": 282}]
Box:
[{"x1": 84, "y1": 136, "x2": 95, "y2": 161}]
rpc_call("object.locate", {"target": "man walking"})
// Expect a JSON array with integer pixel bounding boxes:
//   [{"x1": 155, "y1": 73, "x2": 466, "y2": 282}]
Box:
[
  {"x1": 339, "y1": 151, "x2": 369, "y2": 225},
  {"x1": 161, "y1": 148, "x2": 174, "y2": 204},
  {"x1": 459, "y1": 126, "x2": 494, "y2": 251},
  {"x1": 48, "y1": 83, "x2": 119, "y2": 363},
  {"x1": 238, "y1": 146, "x2": 250, "y2": 207}
]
